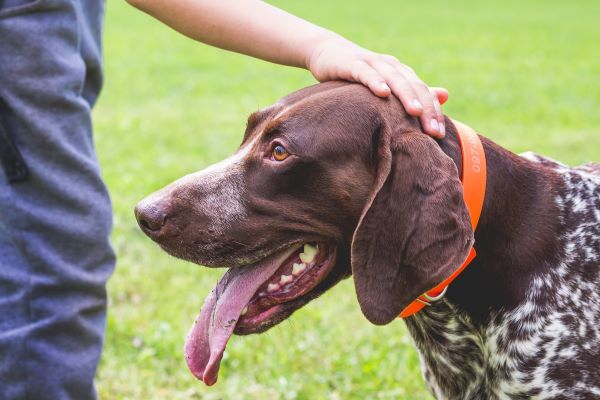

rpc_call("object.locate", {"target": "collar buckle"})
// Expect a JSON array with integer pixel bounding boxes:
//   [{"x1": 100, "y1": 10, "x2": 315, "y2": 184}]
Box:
[{"x1": 416, "y1": 286, "x2": 448, "y2": 306}]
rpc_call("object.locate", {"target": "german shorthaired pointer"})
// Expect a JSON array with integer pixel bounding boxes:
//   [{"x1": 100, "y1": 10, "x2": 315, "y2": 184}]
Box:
[{"x1": 135, "y1": 82, "x2": 600, "y2": 399}]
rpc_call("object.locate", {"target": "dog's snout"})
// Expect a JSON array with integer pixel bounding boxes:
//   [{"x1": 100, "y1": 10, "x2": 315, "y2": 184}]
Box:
[{"x1": 135, "y1": 201, "x2": 169, "y2": 235}]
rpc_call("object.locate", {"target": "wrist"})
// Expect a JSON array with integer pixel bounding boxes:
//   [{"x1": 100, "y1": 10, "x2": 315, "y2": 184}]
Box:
[{"x1": 303, "y1": 32, "x2": 350, "y2": 71}]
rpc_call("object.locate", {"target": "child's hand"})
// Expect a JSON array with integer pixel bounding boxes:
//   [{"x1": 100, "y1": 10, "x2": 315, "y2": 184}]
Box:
[{"x1": 307, "y1": 37, "x2": 448, "y2": 138}]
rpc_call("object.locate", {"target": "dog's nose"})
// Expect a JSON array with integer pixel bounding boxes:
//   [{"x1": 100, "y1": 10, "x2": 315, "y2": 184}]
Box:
[{"x1": 135, "y1": 201, "x2": 168, "y2": 235}]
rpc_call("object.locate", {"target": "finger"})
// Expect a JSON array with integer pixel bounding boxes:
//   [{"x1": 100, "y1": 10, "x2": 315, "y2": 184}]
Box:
[
  {"x1": 431, "y1": 87, "x2": 449, "y2": 105},
  {"x1": 396, "y1": 64, "x2": 445, "y2": 137},
  {"x1": 380, "y1": 58, "x2": 444, "y2": 136},
  {"x1": 348, "y1": 61, "x2": 392, "y2": 98},
  {"x1": 370, "y1": 61, "x2": 423, "y2": 116},
  {"x1": 405, "y1": 79, "x2": 444, "y2": 137},
  {"x1": 427, "y1": 88, "x2": 445, "y2": 138}
]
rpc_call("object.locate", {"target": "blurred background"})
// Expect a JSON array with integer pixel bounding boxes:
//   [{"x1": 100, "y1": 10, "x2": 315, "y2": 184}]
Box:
[{"x1": 94, "y1": 0, "x2": 600, "y2": 398}]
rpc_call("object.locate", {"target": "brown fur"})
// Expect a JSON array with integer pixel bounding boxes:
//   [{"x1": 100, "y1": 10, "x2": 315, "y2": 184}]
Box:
[{"x1": 136, "y1": 80, "x2": 562, "y2": 329}]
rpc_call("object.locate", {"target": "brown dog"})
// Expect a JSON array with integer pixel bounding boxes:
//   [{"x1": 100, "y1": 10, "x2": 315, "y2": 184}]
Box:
[{"x1": 135, "y1": 81, "x2": 600, "y2": 398}]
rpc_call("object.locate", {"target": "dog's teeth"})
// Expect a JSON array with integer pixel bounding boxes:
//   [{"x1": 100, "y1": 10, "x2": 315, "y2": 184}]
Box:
[
  {"x1": 292, "y1": 263, "x2": 306, "y2": 276},
  {"x1": 241, "y1": 306, "x2": 248, "y2": 316},
  {"x1": 267, "y1": 283, "x2": 280, "y2": 293},
  {"x1": 280, "y1": 274, "x2": 293, "y2": 285},
  {"x1": 299, "y1": 243, "x2": 318, "y2": 263}
]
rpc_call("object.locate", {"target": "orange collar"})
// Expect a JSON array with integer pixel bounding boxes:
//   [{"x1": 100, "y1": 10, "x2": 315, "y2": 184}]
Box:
[{"x1": 399, "y1": 119, "x2": 487, "y2": 318}]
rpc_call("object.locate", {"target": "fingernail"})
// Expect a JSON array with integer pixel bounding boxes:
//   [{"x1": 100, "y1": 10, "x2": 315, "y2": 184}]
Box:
[
  {"x1": 439, "y1": 122, "x2": 445, "y2": 136},
  {"x1": 381, "y1": 83, "x2": 390, "y2": 92},
  {"x1": 411, "y1": 99, "x2": 423, "y2": 110},
  {"x1": 430, "y1": 118, "x2": 439, "y2": 132}
]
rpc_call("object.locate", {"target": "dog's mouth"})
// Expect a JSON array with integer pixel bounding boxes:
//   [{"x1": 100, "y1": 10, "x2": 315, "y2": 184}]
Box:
[
  {"x1": 235, "y1": 242, "x2": 336, "y2": 333},
  {"x1": 184, "y1": 241, "x2": 337, "y2": 386}
]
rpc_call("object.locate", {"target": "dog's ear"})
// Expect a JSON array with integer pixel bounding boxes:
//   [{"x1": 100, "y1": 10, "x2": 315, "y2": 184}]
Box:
[{"x1": 351, "y1": 127, "x2": 474, "y2": 325}]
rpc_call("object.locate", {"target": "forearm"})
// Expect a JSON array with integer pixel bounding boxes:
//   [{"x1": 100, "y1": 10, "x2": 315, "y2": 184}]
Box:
[
  {"x1": 127, "y1": 0, "x2": 448, "y2": 137},
  {"x1": 127, "y1": 0, "x2": 342, "y2": 69}
]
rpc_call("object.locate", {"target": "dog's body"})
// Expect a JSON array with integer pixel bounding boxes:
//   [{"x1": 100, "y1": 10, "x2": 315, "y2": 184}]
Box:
[
  {"x1": 410, "y1": 154, "x2": 600, "y2": 399},
  {"x1": 136, "y1": 82, "x2": 600, "y2": 399}
]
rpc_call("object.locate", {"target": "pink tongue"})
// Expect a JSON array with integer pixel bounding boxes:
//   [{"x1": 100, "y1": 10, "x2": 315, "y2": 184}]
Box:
[{"x1": 184, "y1": 246, "x2": 299, "y2": 385}]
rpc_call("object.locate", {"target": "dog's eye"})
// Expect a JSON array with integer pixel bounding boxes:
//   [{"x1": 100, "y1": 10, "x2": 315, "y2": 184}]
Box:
[{"x1": 272, "y1": 144, "x2": 289, "y2": 161}]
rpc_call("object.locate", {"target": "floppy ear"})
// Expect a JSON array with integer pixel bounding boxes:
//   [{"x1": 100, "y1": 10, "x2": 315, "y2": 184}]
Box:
[{"x1": 351, "y1": 128, "x2": 474, "y2": 325}]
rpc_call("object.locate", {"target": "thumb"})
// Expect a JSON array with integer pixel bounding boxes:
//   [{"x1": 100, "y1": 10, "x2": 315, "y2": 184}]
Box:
[{"x1": 431, "y1": 87, "x2": 449, "y2": 105}]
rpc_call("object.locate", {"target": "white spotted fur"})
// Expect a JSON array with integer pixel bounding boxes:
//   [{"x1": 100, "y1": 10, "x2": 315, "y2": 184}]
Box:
[{"x1": 406, "y1": 154, "x2": 600, "y2": 399}]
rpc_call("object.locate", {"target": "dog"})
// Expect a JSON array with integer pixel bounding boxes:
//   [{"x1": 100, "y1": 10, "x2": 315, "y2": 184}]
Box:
[{"x1": 135, "y1": 81, "x2": 600, "y2": 399}]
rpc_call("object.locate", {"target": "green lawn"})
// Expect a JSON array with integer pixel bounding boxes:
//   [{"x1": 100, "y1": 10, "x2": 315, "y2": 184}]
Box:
[{"x1": 94, "y1": 0, "x2": 600, "y2": 398}]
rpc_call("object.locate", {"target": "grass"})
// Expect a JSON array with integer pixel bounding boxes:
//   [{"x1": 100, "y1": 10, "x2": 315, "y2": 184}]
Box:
[{"x1": 94, "y1": 0, "x2": 599, "y2": 398}]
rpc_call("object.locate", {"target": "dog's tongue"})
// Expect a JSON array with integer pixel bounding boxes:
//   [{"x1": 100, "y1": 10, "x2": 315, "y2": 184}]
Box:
[{"x1": 184, "y1": 246, "x2": 298, "y2": 385}]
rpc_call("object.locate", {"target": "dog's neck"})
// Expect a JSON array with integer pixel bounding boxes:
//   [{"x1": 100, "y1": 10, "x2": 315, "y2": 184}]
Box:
[{"x1": 435, "y1": 118, "x2": 563, "y2": 323}]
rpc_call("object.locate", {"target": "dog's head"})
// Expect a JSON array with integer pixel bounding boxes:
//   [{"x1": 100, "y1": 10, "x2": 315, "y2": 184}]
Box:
[{"x1": 135, "y1": 81, "x2": 473, "y2": 385}]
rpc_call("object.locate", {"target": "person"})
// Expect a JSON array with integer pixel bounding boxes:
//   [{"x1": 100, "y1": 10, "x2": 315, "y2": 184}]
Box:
[{"x1": 0, "y1": 1, "x2": 446, "y2": 399}]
